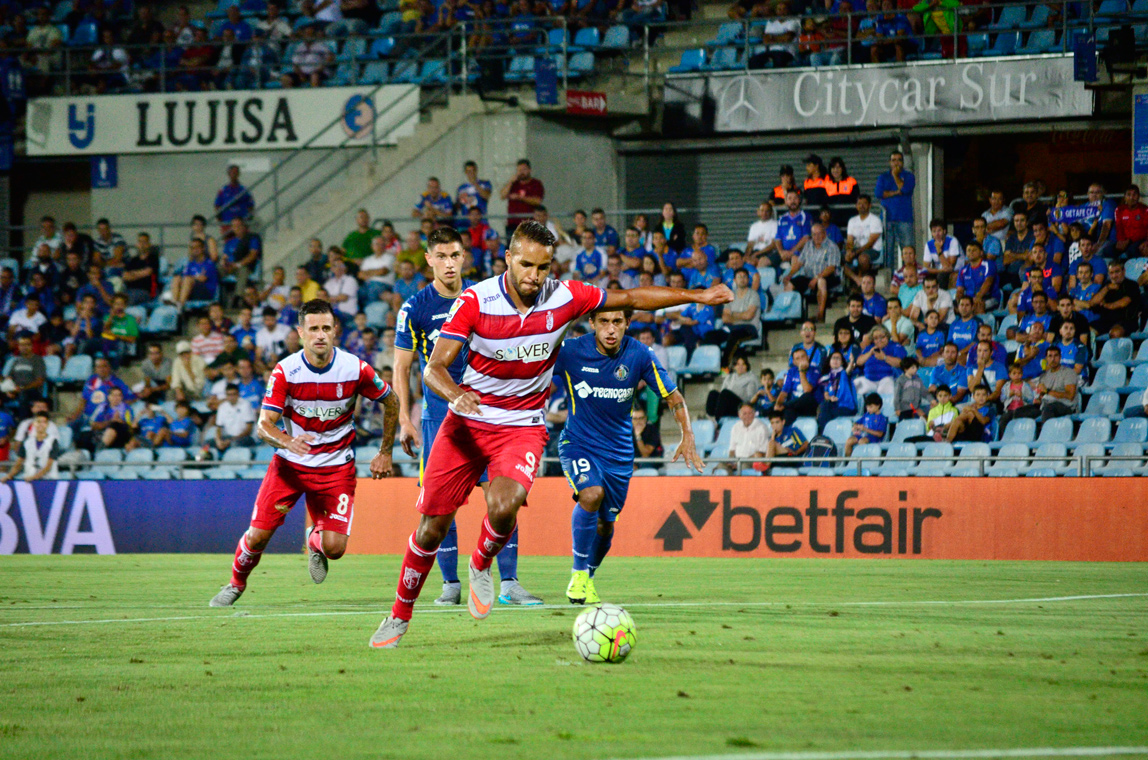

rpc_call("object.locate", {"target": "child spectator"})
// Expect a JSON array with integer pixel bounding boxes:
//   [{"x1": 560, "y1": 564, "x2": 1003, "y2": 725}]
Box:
[
  {"x1": 1000, "y1": 364, "x2": 1035, "y2": 417},
  {"x1": 760, "y1": 409, "x2": 810, "y2": 471},
  {"x1": 893, "y1": 356, "x2": 927, "y2": 421},
  {"x1": 924, "y1": 384, "x2": 958, "y2": 441},
  {"x1": 816, "y1": 350, "x2": 858, "y2": 432},
  {"x1": 843, "y1": 393, "x2": 888, "y2": 456},
  {"x1": 915, "y1": 309, "x2": 946, "y2": 366},
  {"x1": 751, "y1": 368, "x2": 779, "y2": 417},
  {"x1": 167, "y1": 401, "x2": 199, "y2": 447},
  {"x1": 946, "y1": 384, "x2": 996, "y2": 443}
]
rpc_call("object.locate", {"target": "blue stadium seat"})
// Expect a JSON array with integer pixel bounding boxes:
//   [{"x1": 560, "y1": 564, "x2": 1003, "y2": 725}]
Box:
[
  {"x1": 93, "y1": 449, "x2": 124, "y2": 479},
  {"x1": 125, "y1": 305, "x2": 148, "y2": 326},
  {"x1": 338, "y1": 37, "x2": 367, "y2": 62},
  {"x1": 69, "y1": 19, "x2": 99, "y2": 46},
  {"x1": 914, "y1": 442, "x2": 955, "y2": 476},
  {"x1": 989, "y1": 442, "x2": 1030, "y2": 477},
  {"x1": 141, "y1": 467, "x2": 174, "y2": 480},
  {"x1": 664, "y1": 346, "x2": 687, "y2": 373},
  {"x1": 157, "y1": 448, "x2": 190, "y2": 464},
  {"x1": 144, "y1": 305, "x2": 179, "y2": 335},
  {"x1": 60, "y1": 355, "x2": 93, "y2": 385},
  {"x1": 823, "y1": 417, "x2": 854, "y2": 446},
  {"x1": 679, "y1": 346, "x2": 721, "y2": 380},
  {"x1": 990, "y1": 4, "x2": 1028, "y2": 29},
  {"x1": 1018, "y1": 28, "x2": 1058, "y2": 53},
  {"x1": 1069, "y1": 417, "x2": 1110, "y2": 448},
  {"x1": 664, "y1": 463, "x2": 700, "y2": 476},
  {"x1": 1095, "y1": 338, "x2": 1133, "y2": 366},
  {"x1": 416, "y1": 59, "x2": 448, "y2": 84},
  {"x1": 331, "y1": 62, "x2": 359, "y2": 86},
  {"x1": 1036, "y1": 417, "x2": 1073, "y2": 445},
  {"x1": 986, "y1": 31, "x2": 1021, "y2": 55},
  {"x1": 1085, "y1": 363, "x2": 1126, "y2": 394},
  {"x1": 1121, "y1": 393, "x2": 1145, "y2": 418},
  {"x1": 570, "y1": 27, "x2": 601, "y2": 51},
  {"x1": 995, "y1": 417, "x2": 1037, "y2": 449},
  {"x1": 876, "y1": 442, "x2": 917, "y2": 476},
  {"x1": 995, "y1": 313, "x2": 1017, "y2": 340},
  {"x1": 506, "y1": 55, "x2": 535, "y2": 81},
  {"x1": 668, "y1": 49, "x2": 706, "y2": 73},
  {"x1": 1125, "y1": 258, "x2": 1148, "y2": 284},
  {"x1": 360, "y1": 61, "x2": 390, "y2": 85},
  {"x1": 1095, "y1": 0, "x2": 1129, "y2": 20},
  {"x1": 364, "y1": 301, "x2": 389, "y2": 328},
  {"x1": 1120, "y1": 364, "x2": 1148, "y2": 394},
  {"x1": 1, "y1": 356, "x2": 14, "y2": 377},
  {"x1": 707, "y1": 417, "x2": 740, "y2": 456},
  {"x1": 57, "y1": 426, "x2": 73, "y2": 450},
  {"x1": 1031, "y1": 441, "x2": 1071, "y2": 474},
  {"x1": 1107, "y1": 442, "x2": 1145, "y2": 474},
  {"x1": 703, "y1": 46, "x2": 740, "y2": 70},
  {"x1": 757, "y1": 265, "x2": 777, "y2": 292},
  {"x1": 793, "y1": 417, "x2": 817, "y2": 444},
  {"x1": 390, "y1": 60, "x2": 419, "y2": 83},
  {"x1": 239, "y1": 466, "x2": 266, "y2": 479},
  {"x1": 1128, "y1": 339, "x2": 1148, "y2": 366},
  {"x1": 222, "y1": 448, "x2": 254, "y2": 471},
  {"x1": 762, "y1": 291, "x2": 803, "y2": 323},
  {"x1": 950, "y1": 442, "x2": 991, "y2": 477},
  {"x1": 54, "y1": 1, "x2": 74, "y2": 23},
  {"x1": 710, "y1": 22, "x2": 744, "y2": 46},
  {"x1": 1020, "y1": 4, "x2": 1052, "y2": 28},
  {"x1": 634, "y1": 468, "x2": 661, "y2": 476},
  {"x1": 1113, "y1": 417, "x2": 1148, "y2": 443},
  {"x1": 182, "y1": 469, "x2": 206, "y2": 480},
  {"x1": 692, "y1": 419, "x2": 716, "y2": 450},
  {"x1": 1026, "y1": 467, "x2": 1058, "y2": 477},
  {"x1": 841, "y1": 443, "x2": 882, "y2": 476},
  {"x1": 205, "y1": 469, "x2": 237, "y2": 480},
  {"x1": 568, "y1": 52, "x2": 595, "y2": 76},
  {"x1": 542, "y1": 27, "x2": 569, "y2": 52},
  {"x1": 1073, "y1": 389, "x2": 1119, "y2": 421},
  {"x1": 602, "y1": 25, "x2": 631, "y2": 49},
  {"x1": 890, "y1": 418, "x2": 925, "y2": 443},
  {"x1": 377, "y1": 11, "x2": 403, "y2": 33}
]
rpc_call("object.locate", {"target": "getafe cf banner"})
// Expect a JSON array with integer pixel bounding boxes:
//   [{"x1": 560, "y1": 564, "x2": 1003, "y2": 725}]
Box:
[
  {"x1": 25, "y1": 85, "x2": 419, "y2": 156},
  {"x1": 665, "y1": 55, "x2": 1093, "y2": 134}
]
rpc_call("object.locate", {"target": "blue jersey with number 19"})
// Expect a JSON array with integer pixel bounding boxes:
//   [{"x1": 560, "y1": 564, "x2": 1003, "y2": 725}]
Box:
[
  {"x1": 554, "y1": 334, "x2": 676, "y2": 464},
  {"x1": 394, "y1": 279, "x2": 475, "y2": 421}
]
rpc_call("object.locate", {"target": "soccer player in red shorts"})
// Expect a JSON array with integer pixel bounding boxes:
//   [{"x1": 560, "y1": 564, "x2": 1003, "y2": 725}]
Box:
[
  {"x1": 210, "y1": 299, "x2": 399, "y2": 607},
  {"x1": 369, "y1": 221, "x2": 732, "y2": 647}
]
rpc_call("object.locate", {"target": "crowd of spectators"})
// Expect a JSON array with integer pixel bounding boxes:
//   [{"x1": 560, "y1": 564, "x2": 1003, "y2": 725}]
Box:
[{"x1": 4, "y1": 141, "x2": 1148, "y2": 477}]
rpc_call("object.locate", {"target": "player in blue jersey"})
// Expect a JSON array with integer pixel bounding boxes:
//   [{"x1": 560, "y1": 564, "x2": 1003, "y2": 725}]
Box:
[
  {"x1": 555, "y1": 308, "x2": 703, "y2": 605},
  {"x1": 392, "y1": 226, "x2": 543, "y2": 607}
]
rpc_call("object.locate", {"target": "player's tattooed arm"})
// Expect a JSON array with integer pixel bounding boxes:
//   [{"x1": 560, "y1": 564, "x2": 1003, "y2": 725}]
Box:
[
  {"x1": 370, "y1": 391, "x2": 400, "y2": 479},
  {"x1": 256, "y1": 408, "x2": 314, "y2": 456},
  {"x1": 604, "y1": 283, "x2": 734, "y2": 312},
  {"x1": 667, "y1": 390, "x2": 704, "y2": 473}
]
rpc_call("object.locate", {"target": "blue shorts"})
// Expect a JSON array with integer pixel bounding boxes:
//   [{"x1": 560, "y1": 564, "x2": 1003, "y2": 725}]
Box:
[
  {"x1": 558, "y1": 439, "x2": 632, "y2": 523},
  {"x1": 420, "y1": 414, "x2": 488, "y2": 486}
]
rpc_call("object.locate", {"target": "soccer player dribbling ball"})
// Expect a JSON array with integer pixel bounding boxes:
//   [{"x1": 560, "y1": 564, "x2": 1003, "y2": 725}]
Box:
[
  {"x1": 210, "y1": 299, "x2": 399, "y2": 608},
  {"x1": 369, "y1": 221, "x2": 732, "y2": 649},
  {"x1": 555, "y1": 309, "x2": 705, "y2": 605}
]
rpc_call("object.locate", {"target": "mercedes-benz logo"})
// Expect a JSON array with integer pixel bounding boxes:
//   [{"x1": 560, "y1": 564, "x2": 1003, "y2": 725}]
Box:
[{"x1": 717, "y1": 75, "x2": 768, "y2": 132}]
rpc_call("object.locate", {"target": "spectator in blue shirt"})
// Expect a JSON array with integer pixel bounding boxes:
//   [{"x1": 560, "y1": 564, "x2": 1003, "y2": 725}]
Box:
[
  {"x1": 1015, "y1": 322, "x2": 1051, "y2": 380},
  {"x1": 1070, "y1": 262, "x2": 1102, "y2": 324},
  {"x1": 590, "y1": 208, "x2": 620, "y2": 255},
  {"x1": 843, "y1": 393, "x2": 888, "y2": 456},
  {"x1": 966, "y1": 340, "x2": 1009, "y2": 404},
  {"x1": 948, "y1": 296, "x2": 982, "y2": 364},
  {"x1": 874, "y1": 151, "x2": 915, "y2": 269},
  {"x1": 775, "y1": 347, "x2": 821, "y2": 424},
  {"x1": 945, "y1": 384, "x2": 996, "y2": 443},
  {"x1": 167, "y1": 401, "x2": 199, "y2": 447},
  {"x1": 455, "y1": 160, "x2": 492, "y2": 222},
  {"x1": 412, "y1": 177, "x2": 453, "y2": 223},
  {"x1": 669, "y1": 302, "x2": 715, "y2": 359},
  {"x1": 220, "y1": 5, "x2": 254, "y2": 41},
  {"x1": 916, "y1": 309, "x2": 947, "y2": 366},
  {"x1": 1084, "y1": 183, "x2": 1117, "y2": 258},
  {"x1": 76, "y1": 265, "x2": 114, "y2": 316},
  {"x1": 930, "y1": 343, "x2": 969, "y2": 403},
  {"x1": 214, "y1": 165, "x2": 253, "y2": 225},
  {"x1": 168, "y1": 238, "x2": 219, "y2": 310},
  {"x1": 790, "y1": 321, "x2": 828, "y2": 371},
  {"x1": 721, "y1": 248, "x2": 759, "y2": 291},
  {"x1": 675, "y1": 224, "x2": 718, "y2": 271},
  {"x1": 775, "y1": 190, "x2": 812, "y2": 268},
  {"x1": 870, "y1": 0, "x2": 915, "y2": 62},
  {"x1": 686, "y1": 248, "x2": 721, "y2": 290},
  {"x1": 855, "y1": 325, "x2": 906, "y2": 396},
  {"x1": 859, "y1": 273, "x2": 887, "y2": 319},
  {"x1": 575, "y1": 230, "x2": 607, "y2": 283},
  {"x1": 816, "y1": 350, "x2": 858, "y2": 432},
  {"x1": 763, "y1": 410, "x2": 811, "y2": 470},
  {"x1": 955, "y1": 241, "x2": 1000, "y2": 314}
]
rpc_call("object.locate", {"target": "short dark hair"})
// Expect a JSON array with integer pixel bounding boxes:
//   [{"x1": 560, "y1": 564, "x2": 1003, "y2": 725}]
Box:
[
  {"x1": 517, "y1": 158, "x2": 531, "y2": 168},
  {"x1": 298, "y1": 299, "x2": 335, "y2": 324},
  {"x1": 426, "y1": 226, "x2": 463, "y2": 249},
  {"x1": 97, "y1": 218, "x2": 110, "y2": 226},
  {"x1": 848, "y1": 294, "x2": 864, "y2": 305},
  {"x1": 695, "y1": 223, "x2": 708, "y2": 234},
  {"x1": 929, "y1": 218, "x2": 946, "y2": 230},
  {"x1": 935, "y1": 384, "x2": 952, "y2": 395},
  {"x1": 779, "y1": 164, "x2": 794, "y2": 176},
  {"x1": 41, "y1": 215, "x2": 55, "y2": 224},
  {"x1": 857, "y1": 193, "x2": 871, "y2": 204},
  {"x1": 901, "y1": 356, "x2": 918, "y2": 370},
  {"x1": 464, "y1": 160, "x2": 477, "y2": 170},
  {"x1": 1045, "y1": 345, "x2": 1061, "y2": 355},
  {"x1": 262, "y1": 307, "x2": 278, "y2": 318},
  {"x1": 958, "y1": 295, "x2": 973, "y2": 305},
  {"x1": 591, "y1": 207, "x2": 605, "y2": 216},
  {"x1": 973, "y1": 384, "x2": 990, "y2": 394},
  {"x1": 192, "y1": 214, "x2": 207, "y2": 225},
  {"x1": 34, "y1": 410, "x2": 49, "y2": 420},
  {"x1": 768, "y1": 409, "x2": 785, "y2": 420},
  {"x1": 591, "y1": 307, "x2": 633, "y2": 321},
  {"x1": 509, "y1": 220, "x2": 556, "y2": 251},
  {"x1": 864, "y1": 393, "x2": 882, "y2": 408},
  {"x1": 225, "y1": 383, "x2": 240, "y2": 394}
]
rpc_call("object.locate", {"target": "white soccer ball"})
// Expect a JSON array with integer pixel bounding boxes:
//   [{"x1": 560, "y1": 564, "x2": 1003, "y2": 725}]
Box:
[{"x1": 572, "y1": 603, "x2": 637, "y2": 663}]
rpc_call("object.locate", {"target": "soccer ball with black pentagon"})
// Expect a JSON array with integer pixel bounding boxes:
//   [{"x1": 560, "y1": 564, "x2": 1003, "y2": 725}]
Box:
[{"x1": 572, "y1": 603, "x2": 636, "y2": 663}]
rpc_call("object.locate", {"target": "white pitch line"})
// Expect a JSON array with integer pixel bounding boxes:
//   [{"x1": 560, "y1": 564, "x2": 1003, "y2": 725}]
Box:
[
  {"x1": 609, "y1": 747, "x2": 1148, "y2": 760},
  {"x1": 0, "y1": 592, "x2": 1145, "y2": 629}
]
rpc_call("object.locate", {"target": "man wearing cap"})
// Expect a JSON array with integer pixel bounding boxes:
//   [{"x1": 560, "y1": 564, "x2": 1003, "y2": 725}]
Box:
[{"x1": 171, "y1": 340, "x2": 208, "y2": 402}]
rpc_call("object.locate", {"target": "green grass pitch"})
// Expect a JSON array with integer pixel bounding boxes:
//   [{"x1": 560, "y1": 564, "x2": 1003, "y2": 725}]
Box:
[{"x1": 0, "y1": 555, "x2": 1146, "y2": 760}]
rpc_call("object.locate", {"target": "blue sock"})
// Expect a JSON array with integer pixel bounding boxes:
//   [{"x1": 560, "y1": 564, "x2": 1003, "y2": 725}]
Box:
[
  {"x1": 571, "y1": 506, "x2": 597, "y2": 572},
  {"x1": 588, "y1": 527, "x2": 613, "y2": 578},
  {"x1": 438, "y1": 520, "x2": 459, "y2": 584},
  {"x1": 495, "y1": 525, "x2": 519, "y2": 581}
]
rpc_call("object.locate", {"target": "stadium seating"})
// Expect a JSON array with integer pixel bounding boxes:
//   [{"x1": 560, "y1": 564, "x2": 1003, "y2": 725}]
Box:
[
  {"x1": 1036, "y1": 417, "x2": 1073, "y2": 445},
  {"x1": 762, "y1": 291, "x2": 803, "y2": 324},
  {"x1": 60, "y1": 355, "x2": 93, "y2": 387},
  {"x1": 664, "y1": 346, "x2": 687, "y2": 374},
  {"x1": 1113, "y1": 417, "x2": 1148, "y2": 443},
  {"x1": 1073, "y1": 390, "x2": 1119, "y2": 421},
  {"x1": 1095, "y1": 338, "x2": 1133, "y2": 366},
  {"x1": 823, "y1": 417, "x2": 854, "y2": 447},
  {"x1": 951, "y1": 443, "x2": 992, "y2": 477},
  {"x1": 990, "y1": 5, "x2": 1028, "y2": 29},
  {"x1": 841, "y1": 443, "x2": 882, "y2": 476},
  {"x1": 876, "y1": 442, "x2": 917, "y2": 476},
  {"x1": 914, "y1": 442, "x2": 955, "y2": 476},
  {"x1": 679, "y1": 345, "x2": 721, "y2": 379},
  {"x1": 1017, "y1": 28, "x2": 1058, "y2": 54},
  {"x1": 989, "y1": 442, "x2": 1030, "y2": 477},
  {"x1": 668, "y1": 49, "x2": 706, "y2": 73},
  {"x1": 1020, "y1": 4, "x2": 1053, "y2": 28},
  {"x1": 1069, "y1": 418, "x2": 1110, "y2": 448},
  {"x1": 1085, "y1": 363, "x2": 1126, "y2": 394},
  {"x1": 1033, "y1": 442, "x2": 1073, "y2": 475}
]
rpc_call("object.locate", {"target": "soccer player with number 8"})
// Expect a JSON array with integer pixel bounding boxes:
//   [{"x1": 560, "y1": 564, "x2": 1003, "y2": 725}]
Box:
[
  {"x1": 209, "y1": 299, "x2": 399, "y2": 608},
  {"x1": 369, "y1": 221, "x2": 732, "y2": 648}
]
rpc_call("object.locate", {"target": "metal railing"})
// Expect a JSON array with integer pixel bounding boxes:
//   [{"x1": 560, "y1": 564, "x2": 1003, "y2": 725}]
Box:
[{"x1": 38, "y1": 451, "x2": 1148, "y2": 478}]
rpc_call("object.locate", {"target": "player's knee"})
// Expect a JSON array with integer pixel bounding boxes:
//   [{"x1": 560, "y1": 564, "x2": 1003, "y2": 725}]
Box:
[
  {"x1": 322, "y1": 535, "x2": 347, "y2": 559},
  {"x1": 577, "y1": 487, "x2": 605, "y2": 512},
  {"x1": 597, "y1": 520, "x2": 614, "y2": 538},
  {"x1": 245, "y1": 528, "x2": 273, "y2": 552}
]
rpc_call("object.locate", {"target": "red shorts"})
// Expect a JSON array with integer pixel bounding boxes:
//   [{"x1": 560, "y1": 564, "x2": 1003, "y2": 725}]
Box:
[
  {"x1": 251, "y1": 456, "x2": 358, "y2": 535},
  {"x1": 417, "y1": 412, "x2": 548, "y2": 516}
]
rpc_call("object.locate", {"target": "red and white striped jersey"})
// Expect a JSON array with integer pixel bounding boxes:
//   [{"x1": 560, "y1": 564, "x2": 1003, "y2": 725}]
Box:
[
  {"x1": 262, "y1": 348, "x2": 392, "y2": 468},
  {"x1": 439, "y1": 274, "x2": 605, "y2": 426}
]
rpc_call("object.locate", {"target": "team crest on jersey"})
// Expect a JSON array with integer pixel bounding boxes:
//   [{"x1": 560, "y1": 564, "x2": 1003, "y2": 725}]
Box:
[
  {"x1": 336, "y1": 383, "x2": 344, "y2": 397},
  {"x1": 403, "y1": 567, "x2": 422, "y2": 589},
  {"x1": 546, "y1": 311, "x2": 554, "y2": 331},
  {"x1": 614, "y1": 365, "x2": 629, "y2": 381},
  {"x1": 577, "y1": 473, "x2": 588, "y2": 485}
]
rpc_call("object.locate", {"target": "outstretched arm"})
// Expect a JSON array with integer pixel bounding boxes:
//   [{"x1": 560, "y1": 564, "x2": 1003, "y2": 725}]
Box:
[
  {"x1": 603, "y1": 283, "x2": 733, "y2": 312},
  {"x1": 666, "y1": 389, "x2": 703, "y2": 472}
]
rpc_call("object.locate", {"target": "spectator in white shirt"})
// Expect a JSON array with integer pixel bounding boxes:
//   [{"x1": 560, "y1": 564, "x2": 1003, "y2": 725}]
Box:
[
  {"x1": 750, "y1": 1, "x2": 800, "y2": 68},
  {"x1": 284, "y1": 24, "x2": 333, "y2": 87},
  {"x1": 325, "y1": 259, "x2": 359, "y2": 321},
  {"x1": 982, "y1": 190, "x2": 1012, "y2": 244},
  {"x1": 8, "y1": 295, "x2": 47, "y2": 340},
  {"x1": 30, "y1": 216, "x2": 63, "y2": 261},
  {"x1": 357, "y1": 235, "x2": 397, "y2": 306},
  {"x1": 844, "y1": 193, "x2": 883, "y2": 286},
  {"x1": 726, "y1": 403, "x2": 769, "y2": 471},
  {"x1": 910, "y1": 274, "x2": 954, "y2": 326},
  {"x1": 255, "y1": 307, "x2": 291, "y2": 369},
  {"x1": 746, "y1": 201, "x2": 778, "y2": 264},
  {"x1": 258, "y1": 2, "x2": 293, "y2": 40},
  {"x1": 213, "y1": 385, "x2": 256, "y2": 451}
]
